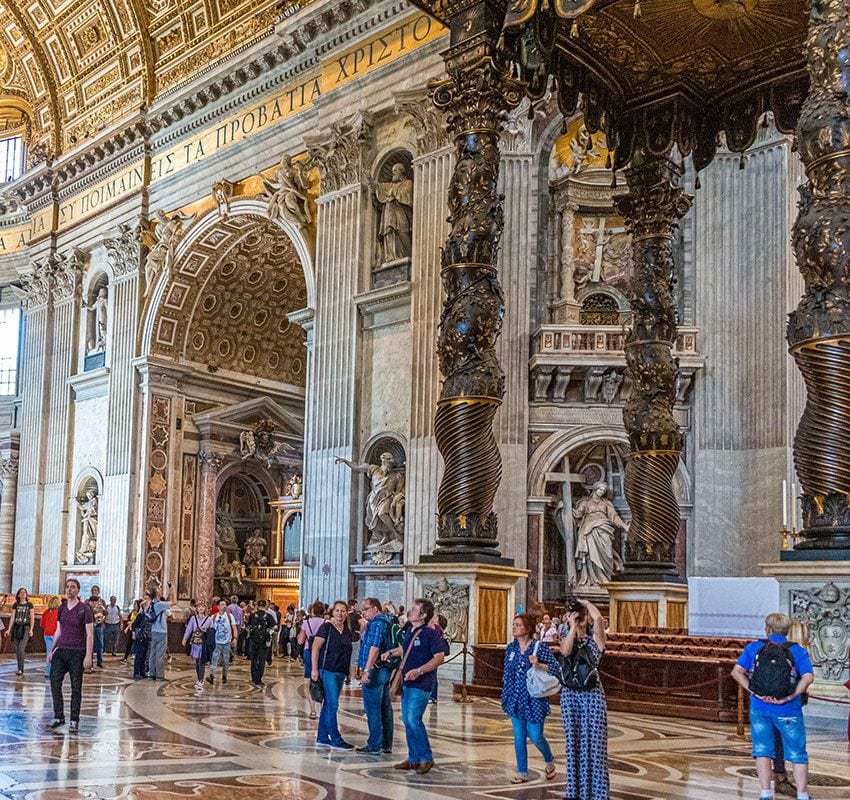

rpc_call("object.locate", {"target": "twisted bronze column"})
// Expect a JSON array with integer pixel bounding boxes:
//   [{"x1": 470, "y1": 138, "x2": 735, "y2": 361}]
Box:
[
  {"x1": 615, "y1": 148, "x2": 692, "y2": 574},
  {"x1": 426, "y1": 10, "x2": 522, "y2": 561},
  {"x1": 788, "y1": 0, "x2": 850, "y2": 551}
]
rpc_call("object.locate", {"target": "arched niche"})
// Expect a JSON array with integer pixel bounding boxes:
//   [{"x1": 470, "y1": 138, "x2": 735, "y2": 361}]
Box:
[
  {"x1": 577, "y1": 285, "x2": 631, "y2": 326},
  {"x1": 370, "y1": 148, "x2": 414, "y2": 289},
  {"x1": 82, "y1": 271, "x2": 109, "y2": 368},
  {"x1": 71, "y1": 469, "x2": 103, "y2": 567}
]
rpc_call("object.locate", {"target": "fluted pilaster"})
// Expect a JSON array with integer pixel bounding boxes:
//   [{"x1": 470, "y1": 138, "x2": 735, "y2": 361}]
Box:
[{"x1": 0, "y1": 456, "x2": 19, "y2": 592}]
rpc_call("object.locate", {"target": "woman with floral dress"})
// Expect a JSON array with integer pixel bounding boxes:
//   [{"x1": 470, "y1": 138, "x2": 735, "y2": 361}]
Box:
[
  {"x1": 501, "y1": 612, "x2": 558, "y2": 784},
  {"x1": 181, "y1": 600, "x2": 212, "y2": 690},
  {"x1": 559, "y1": 599, "x2": 608, "y2": 800}
]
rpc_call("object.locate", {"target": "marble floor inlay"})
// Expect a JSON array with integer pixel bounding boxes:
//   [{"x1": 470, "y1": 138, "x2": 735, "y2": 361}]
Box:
[{"x1": 1, "y1": 653, "x2": 848, "y2": 799}]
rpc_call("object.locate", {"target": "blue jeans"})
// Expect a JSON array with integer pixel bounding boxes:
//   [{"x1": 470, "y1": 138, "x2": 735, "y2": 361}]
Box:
[
  {"x1": 362, "y1": 666, "x2": 393, "y2": 751},
  {"x1": 209, "y1": 642, "x2": 231, "y2": 680},
  {"x1": 401, "y1": 686, "x2": 433, "y2": 763},
  {"x1": 750, "y1": 711, "x2": 808, "y2": 764},
  {"x1": 104, "y1": 623, "x2": 120, "y2": 654},
  {"x1": 510, "y1": 715, "x2": 554, "y2": 775},
  {"x1": 317, "y1": 670, "x2": 346, "y2": 744},
  {"x1": 44, "y1": 635, "x2": 54, "y2": 677},
  {"x1": 147, "y1": 632, "x2": 167, "y2": 679},
  {"x1": 93, "y1": 625, "x2": 104, "y2": 667}
]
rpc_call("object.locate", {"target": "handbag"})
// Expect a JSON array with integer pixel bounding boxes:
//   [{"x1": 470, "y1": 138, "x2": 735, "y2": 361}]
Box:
[
  {"x1": 309, "y1": 628, "x2": 331, "y2": 704},
  {"x1": 525, "y1": 641, "x2": 562, "y2": 699},
  {"x1": 190, "y1": 616, "x2": 206, "y2": 646},
  {"x1": 390, "y1": 628, "x2": 422, "y2": 697}
]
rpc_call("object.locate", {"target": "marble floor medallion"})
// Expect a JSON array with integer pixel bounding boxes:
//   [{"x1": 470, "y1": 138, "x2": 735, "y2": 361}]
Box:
[{"x1": 1, "y1": 654, "x2": 848, "y2": 799}]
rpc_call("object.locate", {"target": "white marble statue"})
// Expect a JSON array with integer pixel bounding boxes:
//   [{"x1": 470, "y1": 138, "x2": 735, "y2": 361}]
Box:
[
  {"x1": 571, "y1": 481, "x2": 627, "y2": 586},
  {"x1": 141, "y1": 209, "x2": 191, "y2": 294},
  {"x1": 263, "y1": 154, "x2": 312, "y2": 228},
  {"x1": 373, "y1": 162, "x2": 413, "y2": 265},
  {"x1": 86, "y1": 286, "x2": 108, "y2": 353},
  {"x1": 335, "y1": 452, "x2": 405, "y2": 554},
  {"x1": 75, "y1": 486, "x2": 98, "y2": 564}
]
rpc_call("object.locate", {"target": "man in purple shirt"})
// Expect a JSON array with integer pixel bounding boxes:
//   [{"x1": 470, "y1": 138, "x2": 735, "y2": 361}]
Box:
[{"x1": 47, "y1": 578, "x2": 94, "y2": 732}]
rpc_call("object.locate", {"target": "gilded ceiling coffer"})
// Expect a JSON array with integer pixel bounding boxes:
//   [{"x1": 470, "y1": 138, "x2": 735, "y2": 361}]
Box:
[
  {"x1": 426, "y1": 4, "x2": 522, "y2": 561},
  {"x1": 614, "y1": 147, "x2": 691, "y2": 574},
  {"x1": 787, "y1": 0, "x2": 850, "y2": 551}
]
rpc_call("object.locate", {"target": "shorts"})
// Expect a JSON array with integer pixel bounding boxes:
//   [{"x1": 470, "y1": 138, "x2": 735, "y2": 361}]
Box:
[{"x1": 750, "y1": 712, "x2": 808, "y2": 764}]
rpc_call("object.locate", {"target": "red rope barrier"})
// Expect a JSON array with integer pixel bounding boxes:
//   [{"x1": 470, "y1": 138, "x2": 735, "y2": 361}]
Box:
[{"x1": 807, "y1": 694, "x2": 850, "y2": 706}]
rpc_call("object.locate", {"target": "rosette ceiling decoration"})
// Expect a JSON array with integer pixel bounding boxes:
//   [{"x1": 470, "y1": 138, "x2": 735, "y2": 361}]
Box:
[{"x1": 418, "y1": 0, "x2": 809, "y2": 171}]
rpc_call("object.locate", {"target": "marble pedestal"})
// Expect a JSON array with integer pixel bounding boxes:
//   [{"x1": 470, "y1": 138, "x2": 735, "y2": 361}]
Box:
[
  {"x1": 761, "y1": 560, "x2": 850, "y2": 719},
  {"x1": 351, "y1": 563, "x2": 405, "y2": 607},
  {"x1": 602, "y1": 580, "x2": 689, "y2": 633},
  {"x1": 407, "y1": 562, "x2": 528, "y2": 645}
]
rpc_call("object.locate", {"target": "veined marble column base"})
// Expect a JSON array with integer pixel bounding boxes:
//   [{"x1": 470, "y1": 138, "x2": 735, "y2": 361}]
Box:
[
  {"x1": 602, "y1": 580, "x2": 689, "y2": 633},
  {"x1": 761, "y1": 560, "x2": 850, "y2": 720}
]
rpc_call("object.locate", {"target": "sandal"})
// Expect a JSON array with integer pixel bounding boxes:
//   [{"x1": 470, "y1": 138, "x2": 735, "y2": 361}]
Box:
[
  {"x1": 510, "y1": 775, "x2": 528, "y2": 784},
  {"x1": 545, "y1": 763, "x2": 556, "y2": 780},
  {"x1": 309, "y1": 710, "x2": 317, "y2": 719}
]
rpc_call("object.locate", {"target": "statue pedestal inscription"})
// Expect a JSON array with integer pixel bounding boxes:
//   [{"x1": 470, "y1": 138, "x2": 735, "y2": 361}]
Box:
[
  {"x1": 602, "y1": 580, "x2": 688, "y2": 634},
  {"x1": 761, "y1": 560, "x2": 850, "y2": 720}
]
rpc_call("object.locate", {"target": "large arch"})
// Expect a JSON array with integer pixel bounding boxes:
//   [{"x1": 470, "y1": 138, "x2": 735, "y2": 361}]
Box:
[{"x1": 141, "y1": 200, "x2": 314, "y2": 386}]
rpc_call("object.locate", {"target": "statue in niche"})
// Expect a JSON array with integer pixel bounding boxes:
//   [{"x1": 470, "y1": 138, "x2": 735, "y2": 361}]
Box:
[
  {"x1": 569, "y1": 481, "x2": 627, "y2": 587},
  {"x1": 141, "y1": 209, "x2": 192, "y2": 294},
  {"x1": 75, "y1": 486, "x2": 99, "y2": 564},
  {"x1": 85, "y1": 286, "x2": 108, "y2": 353},
  {"x1": 568, "y1": 124, "x2": 598, "y2": 176},
  {"x1": 215, "y1": 514, "x2": 238, "y2": 574},
  {"x1": 335, "y1": 451, "x2": 405, "y2": 556},
  {"x1": 239, "y1": 420, "x2": 292, "y2": 469},
  {"x1": 601, "y1": 370, "x2": 623, "y2": 404},
  {"x1": 422, "y1": 577, "x2": 469, "y2": 642},
  {"x1": 372, "y1": 162, "x2": 414, "y2": 265},
  {"x1": 220, "y1": 559, "x2": 250, "y2": 596},
  {"x1": 263, "y1": 154, "x2": 312, "y2": 228},
  {"x1": 243, "y1": 528, "x2": 269, "y2": 568},
  {"x1": 792, "y1": 582, "x2": 850, "y2": 680}
]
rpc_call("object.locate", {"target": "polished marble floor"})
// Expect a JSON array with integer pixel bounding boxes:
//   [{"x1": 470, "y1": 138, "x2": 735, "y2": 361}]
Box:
[{"x1": 0, "y1": 652, "x2": 848, "y2": 799}]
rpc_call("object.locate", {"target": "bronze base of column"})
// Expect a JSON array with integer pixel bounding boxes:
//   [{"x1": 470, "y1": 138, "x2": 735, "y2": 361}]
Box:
[
  {"x1": 420, "y1": 552, "x2": 515, "y2": 567},
  {"x1": 616, "y1": 536, "x2": 679, "y2": 581}
]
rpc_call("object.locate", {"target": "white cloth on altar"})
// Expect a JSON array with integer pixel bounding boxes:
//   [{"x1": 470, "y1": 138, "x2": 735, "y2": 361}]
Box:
[{"x1": 688, "y1": 577, "x2": 779, "y2": 638}]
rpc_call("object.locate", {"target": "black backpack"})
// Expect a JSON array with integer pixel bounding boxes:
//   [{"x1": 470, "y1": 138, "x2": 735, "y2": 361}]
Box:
[
  {"x1": 248, "y1": 614, "x2": 270, "y2": 648},
  {"x1": 132, "y1": 610, "x2": 151, "y2": 644},
  {"x1": 749, "y1": 640, "x2": 796, "y2": 698},
  {"x1": 558, "y1": 642, "x2": 600, "y2": 691}
]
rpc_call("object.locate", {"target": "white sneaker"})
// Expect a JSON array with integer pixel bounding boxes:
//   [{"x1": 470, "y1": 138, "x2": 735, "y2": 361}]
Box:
[{"x1": 194, "y1": 680, "x2": 203, "y2": 690}]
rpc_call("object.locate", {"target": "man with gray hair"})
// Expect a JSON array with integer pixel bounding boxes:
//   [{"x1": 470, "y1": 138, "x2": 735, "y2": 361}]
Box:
[{"x1": 732, "y1": 613, "x2": 814, "y2": 800}]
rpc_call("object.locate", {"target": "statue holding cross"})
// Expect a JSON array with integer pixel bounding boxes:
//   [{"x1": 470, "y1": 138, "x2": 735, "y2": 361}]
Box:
[{"x1": 550, "y1": 461, "x2": 628, "y2": 588}]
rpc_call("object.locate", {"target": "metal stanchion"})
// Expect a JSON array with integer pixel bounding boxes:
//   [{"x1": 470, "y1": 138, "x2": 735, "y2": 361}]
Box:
[
  {"x1": 735, "y1": 684, "x2": 746, "y2": 739},
  {"x1": 459, "y1": 643, "x2": 473, "y2": 704}
]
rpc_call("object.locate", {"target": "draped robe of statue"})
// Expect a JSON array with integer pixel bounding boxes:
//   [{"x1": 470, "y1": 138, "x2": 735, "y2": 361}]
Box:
[
  {"x1": 572, "y1": 485, "x2": 627, "y2": 586},
  {"x1": 375, "y1": 164, "x2": 414, "y2": 264}
]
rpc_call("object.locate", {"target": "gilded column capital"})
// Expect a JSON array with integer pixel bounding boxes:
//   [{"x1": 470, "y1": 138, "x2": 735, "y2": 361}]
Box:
[
  {"x1": 198, "y1": 450, "x2": 224, "y2": 471},
  {"x1": 105, "y1": 223, "x2": 143, "y2": 279},
  {"x1": 393, "y1": 89, "x2": 453, "y2": 157},
  {"x1": 305, "y1": 112, "x2": 374, "y2": 194},
  {"x1": 51, "y1": 248, "x2": 85, "y2": 303}
]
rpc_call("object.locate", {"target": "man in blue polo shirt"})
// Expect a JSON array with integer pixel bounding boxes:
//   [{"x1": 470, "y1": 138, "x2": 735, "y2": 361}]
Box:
[
  {"x1": 732, "y1": 613, "x2": 814, "y2": 800},
  {"x1": 356, "y1": 597, "x2": 394, "y2": 754}
]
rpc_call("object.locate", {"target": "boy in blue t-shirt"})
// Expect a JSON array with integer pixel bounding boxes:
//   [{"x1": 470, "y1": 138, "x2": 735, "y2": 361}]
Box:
[{"x1": 731, "y1": 613, "x2": 814, "y2": 800}]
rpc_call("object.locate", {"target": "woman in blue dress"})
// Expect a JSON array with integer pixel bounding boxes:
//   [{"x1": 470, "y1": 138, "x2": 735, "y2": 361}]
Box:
[
  {"x1": 559, "y1": 599, "x2": 608, "y2": 800},
  {"x1": 501, "y1": 612, "x2": 558, "y2": 784}
]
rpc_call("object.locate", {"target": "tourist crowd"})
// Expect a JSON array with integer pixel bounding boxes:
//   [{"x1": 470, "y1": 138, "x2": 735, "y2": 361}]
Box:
[{"x1": 1, "y1": 583, "x2": 822, "y2": 799}]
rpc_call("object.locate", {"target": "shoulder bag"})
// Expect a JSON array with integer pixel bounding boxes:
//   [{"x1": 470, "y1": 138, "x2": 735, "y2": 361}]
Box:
[
  {"x1": 309, "y1": 625, "x2": 331, "y2": 704},
  {"x1": 526, "y1": 640, "x2": 562, "y2": 698},
  {"x1": 390, "y1": 628, "x2": 423, "y2": 697}
]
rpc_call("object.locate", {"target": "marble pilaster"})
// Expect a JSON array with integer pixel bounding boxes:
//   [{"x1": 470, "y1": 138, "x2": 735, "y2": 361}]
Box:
[
  {"x1": 300, "y1": 119, "x2": 368, "y2": 601},
  {"x1": 0, "y1": 449, "x2": 19, "y2": 592},
  {"x1": 495, "y1": 115, "x2": 536, "y2": 575},
  {"x1": 195, "y1": 450, "x2": 223, "y2": 602},
  {"x1": 692, "y1": 136, "x2": 805, "y2": 576}
]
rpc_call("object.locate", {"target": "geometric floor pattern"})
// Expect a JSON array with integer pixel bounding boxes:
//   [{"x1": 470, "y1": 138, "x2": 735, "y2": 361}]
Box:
[{"x1": 1, "y1": 653, "x2": 848, "y2": 799}]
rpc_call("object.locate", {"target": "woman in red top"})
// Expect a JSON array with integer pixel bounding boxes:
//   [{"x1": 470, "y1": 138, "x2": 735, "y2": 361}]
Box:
[{"x1": 41, "y1": 596, "x2": 60, "y2": 679}]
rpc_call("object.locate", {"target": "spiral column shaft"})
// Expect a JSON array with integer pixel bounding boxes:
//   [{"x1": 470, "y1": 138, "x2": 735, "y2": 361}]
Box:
[
  {"x1": 615, "y1": 148, "x2": 692, "y2": 573},
  {"x1": 787, "y1": 0, "x2": 850, "y2": 550},
  {"x1": 426, "y1": 7, "x2": 522, "y2": 560}
]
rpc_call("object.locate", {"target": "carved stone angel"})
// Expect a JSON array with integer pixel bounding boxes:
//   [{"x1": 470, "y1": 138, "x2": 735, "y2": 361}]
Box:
[
  {"x1": 263, "y1": 155, "x2": 312, "y2": 228},
  {"x1": 140, "y1": 209, "x2": 192, "y2": 294}
]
